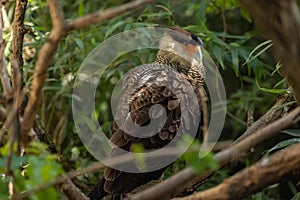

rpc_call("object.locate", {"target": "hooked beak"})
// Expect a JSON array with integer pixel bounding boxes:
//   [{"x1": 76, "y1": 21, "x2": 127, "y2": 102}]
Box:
[{"x1": 191, "y1": 45, "x2": 202, "y2": 67}]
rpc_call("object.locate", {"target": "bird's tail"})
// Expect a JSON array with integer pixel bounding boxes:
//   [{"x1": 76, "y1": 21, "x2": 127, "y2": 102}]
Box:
[{"x1": 88, "y1": 179, "x2": 108, "y2": 200}]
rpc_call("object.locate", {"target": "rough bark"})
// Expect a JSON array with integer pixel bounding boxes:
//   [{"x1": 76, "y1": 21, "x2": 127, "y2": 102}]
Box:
[{"x1": 174, "y1": 143, "x2": 300, "y2": 200}]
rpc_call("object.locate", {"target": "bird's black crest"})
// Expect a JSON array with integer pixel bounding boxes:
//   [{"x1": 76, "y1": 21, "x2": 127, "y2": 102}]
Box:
[{"x1": 167, "y1": 27, "x2": 202, "y2": 46}]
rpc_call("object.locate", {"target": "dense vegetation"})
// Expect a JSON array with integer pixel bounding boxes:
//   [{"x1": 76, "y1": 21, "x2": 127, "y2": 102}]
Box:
[{"x1": 0, "y1": 0, "x2": 299, "y2": 199}]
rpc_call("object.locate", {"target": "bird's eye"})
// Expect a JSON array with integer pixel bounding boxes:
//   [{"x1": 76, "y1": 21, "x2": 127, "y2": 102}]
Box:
[{"x1": 191, "y1": 34, "x2": 203, "y2": 46}]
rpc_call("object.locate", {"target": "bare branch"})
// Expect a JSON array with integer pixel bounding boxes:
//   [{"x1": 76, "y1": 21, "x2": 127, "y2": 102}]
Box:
[
  {"x1": 235, "y1": 94, "x2": 295, "y2": 143},
  {"x1": 20, "y1": 0, "x2": 156, "y2": 147},
  {"x1": 0, "y1": 3, "x2": 22, "y2": 174},
  {"x1": 13, "y1": 106, "x2": 300, "y2": 199},
  {"x1": 20, "y1": 0, "x2": 65, "y2": 146},
  {"x1": 58, "y1": 178, "x2": 89, "y2": 200},
  {"x1": 0, "y1": 13, "x2": 12, "y2": 96},
  {"x1": 128, "y1": 107, "x2": 300, "y2": 200},
  {"x1": 10, "y1": 0, "x2": 28, "y2": 88},
  {"x1": 0, "y1": 107, "x2": 6, "y2": 122},
  {"x1": 174, "y1": 143, "x2": 300, "y2": 200},
  {"x1": 11, "y1": 142, "x2": 230, "y2": 200},
  {"x1": 65, "y1": 0, "x2": 156, "y2": 35}
]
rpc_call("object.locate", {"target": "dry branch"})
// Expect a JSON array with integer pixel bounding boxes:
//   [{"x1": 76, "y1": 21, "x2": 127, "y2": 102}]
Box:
[
  {"x1": 240, "y1": 0, "x2": 300, "y2": 103},
  {"x1": 235, "y1": 94, "x2": 295, "y2": 142},
  {"x1": 20, "y1": 0, "x2": 65, "y2": 146},
  {"x1": 11, "y1": 0, "x2": 28, "y2": 88},
  {"x1": 174, "y1": 143, "x2": 300, "y2": 200},
  {"x1": 15, "y1": 0, "x2": 156, "y2": 198},
  {"x1": 12, "y1": 104, "x2": 300, "y2": 199},
  {"x1": 11, "y1": 141, "x2": 233, "y2": 200},
  {"x1": 128, "y1": 107, "x2": 300, "y2": 200},
  {"x1": 0, "y1": 3, "x2": 22, "y2": 174},
  {"x1": 21, "y1": 0, "x2": 156, "y2": 147},
  {"x1": 65, "y1": 0, "x2": 155, "y2": 35},
  {"x1": 58, "y1": 178, "x2": 89, "y2": 200}
]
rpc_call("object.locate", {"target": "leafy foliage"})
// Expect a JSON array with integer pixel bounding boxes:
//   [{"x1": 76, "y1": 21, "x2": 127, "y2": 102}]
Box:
[{"x1": 0, "y1": 0, "x2": 297, "y2": 199}]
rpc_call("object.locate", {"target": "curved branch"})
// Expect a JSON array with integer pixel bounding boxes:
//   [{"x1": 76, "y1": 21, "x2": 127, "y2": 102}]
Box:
[
  {"x1": 128, "y1": 107, "x2": 300, "y2": 200},
  {"x1": 174, "y1": 143, "x2": 300, "y2": 200},
  {"x1": 65, "y1": 0, "x2": 156, "y2": 35},
  {"x1": 20, "y1": 0, "x2": 65, "y2": 146},
  {"x1": 20, "y1": 0, "x2": 156, "y2": 147}
]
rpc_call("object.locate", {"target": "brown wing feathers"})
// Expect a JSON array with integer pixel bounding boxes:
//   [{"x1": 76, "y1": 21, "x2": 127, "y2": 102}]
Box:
[{"x1": 89, "y1": 28, "x2": 206, "y2": 199}]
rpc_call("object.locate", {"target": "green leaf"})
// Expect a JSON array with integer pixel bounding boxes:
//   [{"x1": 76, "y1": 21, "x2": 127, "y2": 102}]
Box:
[
  {"x1": 0, "y1": 174, "x2": 9, "y2": 199},
  {"x1": 272, "y1": 101, "x2": 297, "y2": 111},
  {"x1": 211, "y1": 45, "x2": 224, "y2": 69},
  {"x1": 78, "y1": 0, "x2": 84, "y2": 16},
  {"x1": 182, "y1": 151, "x2": 218, "y2": 173},
  {"x1": 256, "y1": 81, "x2": 289, "y2": 94},
  {"x1": 105, "y1": 21, "x2": 128, "y2": 39},
  {"x1": 244, "y1": 40, "x2": 273, "y2": 65},
  {"x1": 131, "y1": 143, "x2": 145, "y2": 153},
  {"x1": 258, "y1": 87, "x2": 289, "y2": 94},
  {"x1": 281, "y1": 129, "x2": 300, "y2": 137},
  {"x1": 231, "y1": 48, "x2": 239, "y2": 76},
  {"x1": 131, "y1": 143, "x2": 146, "y2": 171},
  {"x1": 271, "y1": 62, "x2": 282, "y2": 76},
  {"x1": 273, "y1": 78, "x2": 286, "y2": 89},
  {"x1": 210, "y1": 34, "x2": 230, "y2": 49},
  {"x1": 291, "y1": 192, "x2": 300, "y2": 200},
  {"x1": 268, "y1": 138, "x2": 300, "y2": 153},
  {"x1": 33, "y1": 188, "x2": 58, "y2": 200},
  {"x1": 83, "y1": 116, "x2": 98, "y2": 132},
  {"x1": 73, "y1": 38, "x2": 84, "y2": 49},
  {"x1": 25, "y1": 155, "x2": 63, "y2": 199}
]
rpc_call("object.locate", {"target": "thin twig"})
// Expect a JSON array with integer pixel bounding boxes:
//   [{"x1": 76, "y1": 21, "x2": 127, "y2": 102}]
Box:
[
  {"x1": 0, "y1": 10, "x2": 12, "y2": 96},
  {"x1": 247, "y1": 109, "x2": 254, "y2": 128},
  {"x1": 0, "y1": 3, "x2": 20, "y2": 174},
  {"x1": 221, "y1": 0, "x2": 227, "y2": 41},
  {"x1": 235, "y1": 94, "x2": 294, "y2": 143}
]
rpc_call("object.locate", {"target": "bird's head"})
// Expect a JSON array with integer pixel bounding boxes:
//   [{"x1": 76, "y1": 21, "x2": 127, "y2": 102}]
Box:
[{"x1": 156, "y1": 27, "x2": 205, "y2": 83}]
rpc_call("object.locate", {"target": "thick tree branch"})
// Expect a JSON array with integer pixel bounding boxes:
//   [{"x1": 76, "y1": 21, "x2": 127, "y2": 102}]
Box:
[
  {"x1": 16, "y1": 0, "x2": 156, "y2": 198},
  {"x1": 11, "y1": 103, "x2": 300, "y2": 199},
  {"x1": 21, "y1": 0, "x2": 156, "y2": 147},
  {"x1": 58, "y1": 178, "x2": 89, "y2": 200},
  {"x1": 174, "y1": 143, "x2": 300, "y2": 200},
  {"x1": 240, "y1": 0, "x2": 300, "y2": 103},
  {"x1": 65, "y1": 0, "x2": 155, "y2": 35},
  {"x1": 11, "y1": 141, "x2": 230, "y2": 200},
  {"x1": 21, "y1": 0, "x2": 65, "y2": 146},
  {"x1": 10, "y1": 0, "x2": 27, "y2": 88},
  {"x1": 128, "y1": 107, "x2": 300, "y2": 200}
]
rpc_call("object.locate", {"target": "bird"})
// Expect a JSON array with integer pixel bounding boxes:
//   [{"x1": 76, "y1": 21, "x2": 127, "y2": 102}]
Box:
[{"x1": 88, "y1": 27, "x2": 207, "y2": 199}]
